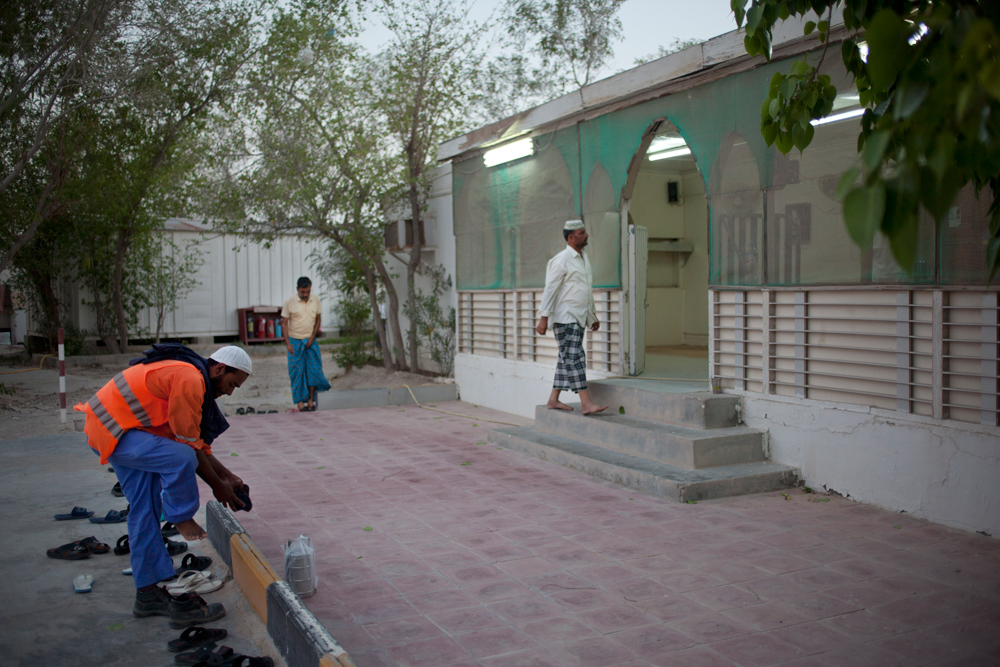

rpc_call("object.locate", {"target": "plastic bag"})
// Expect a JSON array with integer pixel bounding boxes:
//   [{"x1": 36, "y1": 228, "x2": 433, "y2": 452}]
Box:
[{"x1": 282, "y1": 534, "x2": 317, "y2": 598}]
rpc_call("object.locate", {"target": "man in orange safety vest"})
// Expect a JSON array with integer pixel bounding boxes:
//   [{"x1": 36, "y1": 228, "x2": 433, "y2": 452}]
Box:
[{"x1": 76, "y1": 344, "x2": 251, "y2": 626}]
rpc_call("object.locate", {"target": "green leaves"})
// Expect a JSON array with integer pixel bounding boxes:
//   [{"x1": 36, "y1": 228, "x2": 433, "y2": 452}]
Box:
[
  {"x1": 760, "y1": 63, "x2": 835, "y2": 155},
  {"x1": 865, "y1": 10, "x2": 911, "y2": 93},
  {"x1": 843, "y1": 183, "x2": 885, "y2": 247}
]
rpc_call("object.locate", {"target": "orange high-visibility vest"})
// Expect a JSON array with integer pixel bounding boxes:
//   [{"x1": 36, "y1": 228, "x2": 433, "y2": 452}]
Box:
[{"x1": 74, "y1": 360, "x2": 203, "y2": 464}]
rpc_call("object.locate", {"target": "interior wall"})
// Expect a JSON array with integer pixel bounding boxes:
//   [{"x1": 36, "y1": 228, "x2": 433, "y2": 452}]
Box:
[{"x1": 630, "y1": 166, "x2": 709, "y2": 348}]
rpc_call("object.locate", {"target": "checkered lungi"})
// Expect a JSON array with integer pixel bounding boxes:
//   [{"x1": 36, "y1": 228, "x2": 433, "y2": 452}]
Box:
[{"x1": 553, "y1": 323, "x2": 587, "y2": 392}]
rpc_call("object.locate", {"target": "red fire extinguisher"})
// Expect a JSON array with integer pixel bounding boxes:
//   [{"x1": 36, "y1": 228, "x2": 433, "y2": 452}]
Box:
[
  {"x1": 266, "y1": 319, "x2": 275, "y2": 339},
  {"x1": 256, "y1": 315, "x2": 266, "y2": 339}
]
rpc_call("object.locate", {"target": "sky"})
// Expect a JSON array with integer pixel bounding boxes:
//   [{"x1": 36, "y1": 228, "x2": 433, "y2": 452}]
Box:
[{"x1": 355, "y1": 0, "x2": 739, "y2": 79}]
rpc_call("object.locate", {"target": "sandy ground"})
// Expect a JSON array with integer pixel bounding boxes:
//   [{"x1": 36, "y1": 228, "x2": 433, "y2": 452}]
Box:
[{"x1": 0, "y1": 350, "x2": 450, "y2": 439}]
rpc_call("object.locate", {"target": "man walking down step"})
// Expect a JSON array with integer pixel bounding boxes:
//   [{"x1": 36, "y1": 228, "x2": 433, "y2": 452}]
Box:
[
  {"x1": 536, "y1": 219, "x2": 608, "y2": 415},
  {"x1": 282, "y1": 276, "x2": 330, "y2": 411},
  {"x1": 75, "y1": 344, "x2": 251, "y2": 626}
]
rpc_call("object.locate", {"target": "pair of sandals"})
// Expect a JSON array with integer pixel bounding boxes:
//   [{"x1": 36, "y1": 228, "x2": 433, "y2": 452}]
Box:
[
  {"x1": 113, "y1": 535, "x2": 187, "y2": 557},
  {"x1": 47, "y1": 536, "x2": 110, "y2": 560},
  {"x1": 298, "y1": 403, "x2": 316, "y2": 412},
  {"x1": 172, "y1": 640, "x2": 273, "y2": 667},
  {"x1": 167, "y1": 570, "x2": 223, "y2": 595}
]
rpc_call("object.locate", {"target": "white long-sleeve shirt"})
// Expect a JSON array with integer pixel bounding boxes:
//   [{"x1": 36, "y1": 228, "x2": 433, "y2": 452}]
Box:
[{"x1": 538, "y1": 245, "x2": 597, "y2": 328}]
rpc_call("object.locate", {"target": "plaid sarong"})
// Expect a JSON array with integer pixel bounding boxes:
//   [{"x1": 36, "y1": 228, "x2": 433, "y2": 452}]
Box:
[
  {"x1": 287, "y1": 337, "x2": 331, "y2": 404},
  {"x1": 553, "y1": 323, "x2": 587, "y2": 392}
]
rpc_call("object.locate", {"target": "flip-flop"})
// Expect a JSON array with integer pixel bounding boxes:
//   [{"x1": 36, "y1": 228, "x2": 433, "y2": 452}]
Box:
[
  {"x1": 54, "y1": 506, "x2": 94, "y2": 521},
  {"x1": 226, "y1": 656, "x2": 274, "y2": 667},
  {"x1": 175, "y1": 643, "x2": 234, "y2": 666},
  {"x1": 166, "y1": 570, "x2": 222, "y2": 595},
  {"x1": 233, "y1": 484, "x2": 252, "y2": 512},
  {"x1": 77, "y1": 536, "x2": 110, "y2": 554},
  {"x1": 47, "y1": 543, "x2": 91, "y2": 560},
  {"x1": 176, "y1": 553, "x2": 212, "y2": 574},
  {"x1": 114, "y1": 535, "x2": 130, "y2": 556},
  {"x1": 167, "y1": 627, "x2": 228, "y2": 653},
  {"x1": 165, "y1": 538, "x2": 188, "y2": 557},
  {"x1": 161, "y1": 521, "x2": 180, "y2": 538},
  {"x1": 73, "y1": 574, "x2": 94, "y2": 593},
  {"x1": 89, "y1": 508, "x2": 129, "y2": 524},
  {"x1": 122, "y1": 567, "x2": 132, "y2": 575},
  {"x1": 112, "y1": 482, "x2": 124, "y2": 497}
]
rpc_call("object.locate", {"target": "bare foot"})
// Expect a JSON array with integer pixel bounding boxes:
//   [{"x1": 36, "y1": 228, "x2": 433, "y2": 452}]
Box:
[
  {"x1": 581, "y1": 403, "x2": 609, "y2": 415},
  {"x1": 296, "y1": 402, "x2": 305, "y2": 412},
  {"x1": 546, "y1": 401, "x2": 574, "y2": 411},
  {"x1": 175, "y1": 519, "x2": 207, "y2": 541}
]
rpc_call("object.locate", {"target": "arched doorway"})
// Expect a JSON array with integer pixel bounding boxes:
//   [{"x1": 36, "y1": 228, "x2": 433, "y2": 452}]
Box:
[{"x1": 620, "y1": 119, "x2": 709, "y2": 381}]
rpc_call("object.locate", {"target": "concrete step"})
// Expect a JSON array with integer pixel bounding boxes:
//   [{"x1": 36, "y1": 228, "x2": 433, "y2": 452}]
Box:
[
  {"x1": 586, "y1": 382, "x2": 740, "y2": 429},
  {"x1": 535, "y1": 405, "x2": 765, "y2": 470},
  {"x1": 489, "y1": 426, "x2": 799, "y2": 503}
]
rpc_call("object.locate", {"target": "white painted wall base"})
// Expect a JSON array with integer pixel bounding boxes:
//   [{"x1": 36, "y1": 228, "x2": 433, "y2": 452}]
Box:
[
  {"x1": 738, "y1": 391, "x2": 1000, "y2": 537},
  {"x1": 455, "y1": 353, "x2": 616, "y2": 419}
]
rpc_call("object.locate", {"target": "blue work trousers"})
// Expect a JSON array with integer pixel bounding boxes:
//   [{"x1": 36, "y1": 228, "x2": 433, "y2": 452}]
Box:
[{"x1": 108, "y1": 430, "x2": 201, "y2": 588}]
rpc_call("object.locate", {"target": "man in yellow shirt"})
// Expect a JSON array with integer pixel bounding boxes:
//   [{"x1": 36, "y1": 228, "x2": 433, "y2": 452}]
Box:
[{"x1": 281, "y1": 276, "x2": 330, "y2": 411}]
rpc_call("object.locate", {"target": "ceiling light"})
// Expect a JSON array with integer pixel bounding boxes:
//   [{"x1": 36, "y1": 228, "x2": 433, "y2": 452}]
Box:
[
  {"x1": 648, "y1": 146, "x2": 692, "y2": 161},
  {"x1": 649, "y1": 136, "x2": 687, "y2": 153},
  {"x1": 811, "y1": 108, "x2": 865, "y2": 126},
  {"x1": 483, "y1": 138, "x2": 533, "y2": 167}
]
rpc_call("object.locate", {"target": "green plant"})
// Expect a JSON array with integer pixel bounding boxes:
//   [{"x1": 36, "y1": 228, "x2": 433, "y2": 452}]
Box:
[
  {"x1": 403, "y1": 264, "x2": 456, "y2": 376},
  {"x1": 60, "y1": 323, "x2": 90, "y2": 357},
  {"x1": 333, "y1": 335, "x2": 375, "y2": 371},
  {"x1": 0, "y1": 383, "x2": 15, "y2": 396}
]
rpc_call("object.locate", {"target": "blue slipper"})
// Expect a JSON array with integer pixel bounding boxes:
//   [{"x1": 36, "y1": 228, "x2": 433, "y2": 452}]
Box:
[
  {"x1": 89, "y1": 507, "x2": 129, "y2": 524},
  {"x1": 54, "y1": 506, "x2": 94, "y2": 521}
]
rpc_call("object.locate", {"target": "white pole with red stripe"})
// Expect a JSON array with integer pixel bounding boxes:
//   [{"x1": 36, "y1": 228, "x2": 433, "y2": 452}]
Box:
[{"x1": 58, "y1": 328, "x2": 66, "y2": 423}]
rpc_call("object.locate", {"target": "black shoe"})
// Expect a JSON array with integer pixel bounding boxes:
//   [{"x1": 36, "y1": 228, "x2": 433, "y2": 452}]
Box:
[
  {"x1": 161, "y1": 521, "x2": 180, "y2": 538},
  {"x1": 112, "y1": 481, "x2": 124, "y2": 497},
  {"x1": 133, "y1": 586, "x2": 172, "y2": 618},
  {"x1": 164, "y1": 537, "x2": 188, "y2": 556},
  {"x1": 168, "y1": 592, "x2": 226, "y2": 629}
]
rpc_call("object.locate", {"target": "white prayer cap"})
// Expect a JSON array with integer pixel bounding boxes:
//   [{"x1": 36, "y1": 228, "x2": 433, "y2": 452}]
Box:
[
  {"x1": 210, "y1": 346, "x2": 252, "y2": 375},
  {"x1": 564, "y1": 219, "x2": 585, "y2": 231}
]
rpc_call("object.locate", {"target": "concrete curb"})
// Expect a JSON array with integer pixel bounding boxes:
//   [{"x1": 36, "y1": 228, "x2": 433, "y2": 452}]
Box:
[
  {"x1": 206, "y1": 500, "x2": 354, "y2": 667},
  {"x1": 319, "y1": 383, "x2": 458, "y2": 410}
]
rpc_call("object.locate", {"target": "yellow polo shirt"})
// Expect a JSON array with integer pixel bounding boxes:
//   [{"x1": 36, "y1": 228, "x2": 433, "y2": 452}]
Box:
[{"x1": 281, "y1": 294, "x2": 321, "y2": 340}]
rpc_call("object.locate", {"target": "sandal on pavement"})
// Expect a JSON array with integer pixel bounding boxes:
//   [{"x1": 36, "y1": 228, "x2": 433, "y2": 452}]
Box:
[
  {"x1": 54, "y1": 506, "x2": 94, "y2": 521},
  {"x1": 114, "y1": 535, "x2": 130, "y2": 556},
  {"x1": 175, "y1": 643, "x2": 234, "y2": 666},
  {"x1": 225, "y1": 656, "x2": 275, "y2": 667},
  {"x1": 89, "y1": 507, "x2": 129, "y2": 524},
  {"x1": 47, "y1": 542, "x2": 90, "y2": 560},
  {"x1": 166, "y1": 571, "x2": 222, "y2": 595},
  {"x1": 167, "y1": 627, "x2": 228, "y2": 653},
  {"x1": 73, "y1": 574, "x2": 94, "y2": 593},
  {"x1": 161, "y1": 521, "x2": 180, "y2": 538},
  {"x1": 112, "y1": 481, "x2": 124, "y2": 497},
  {"x1": 165, "y1": 538, "x2": 188, "y2": 557},
  {"x1": 176, "y1": 553, "x2": 212, "y2": 574},
  {"x1": 77, "y1": 536, "x2": 110, "y2": 554}
]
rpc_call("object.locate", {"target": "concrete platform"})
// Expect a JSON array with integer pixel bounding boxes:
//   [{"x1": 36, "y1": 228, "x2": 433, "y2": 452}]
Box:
[
  {"x1": 489, "y1": 425, "x2": 795, "y2": 502},
  {"x1": 586, "y1": 384, "x2": 739, "y2": 430},
  {"x1": 534, "y1": 405, "x2": 766, "y2": 469},
  {"x1": 319, "y1": 384, "x2": 458, "y2": 411}
]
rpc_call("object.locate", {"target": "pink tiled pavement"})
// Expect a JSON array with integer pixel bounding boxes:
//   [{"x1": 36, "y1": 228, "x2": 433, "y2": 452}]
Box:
[{"x1": 210, "y1": 402, "x2": 1000, "y2": 666}]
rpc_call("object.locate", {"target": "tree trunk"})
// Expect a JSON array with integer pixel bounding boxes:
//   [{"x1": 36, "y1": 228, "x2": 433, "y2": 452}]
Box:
[
  {"x1": 373, "y1": 256, "x2": 409, "y2": 372},
  {"x1": 405, "y1": 155, "x2": 423, "y2": 373},
  {"x1": 364, "y1": 268, "x2": 392, "y2": 371},
  {"x1": 112, "y1": 225, "x2": 132, "y2": 353}
]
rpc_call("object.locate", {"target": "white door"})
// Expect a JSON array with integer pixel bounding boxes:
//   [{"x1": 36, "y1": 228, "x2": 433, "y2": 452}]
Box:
[{"x1": 628, "y1": 225, "x2": 648, "y2": 375}]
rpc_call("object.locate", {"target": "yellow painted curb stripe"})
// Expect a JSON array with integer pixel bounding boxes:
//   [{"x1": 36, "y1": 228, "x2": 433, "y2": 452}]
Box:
[
  {"x1": 320, "y1": 654, "x2": 357, "y2": 667},
  {"x1": 229, "y1": 533, "x2": 279, "y2": 624}
]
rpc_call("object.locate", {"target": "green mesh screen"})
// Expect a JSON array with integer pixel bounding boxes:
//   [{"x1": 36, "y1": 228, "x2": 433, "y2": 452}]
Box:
[{"x1": 453, "y1": 50, "x2": 992, "y2": 290}]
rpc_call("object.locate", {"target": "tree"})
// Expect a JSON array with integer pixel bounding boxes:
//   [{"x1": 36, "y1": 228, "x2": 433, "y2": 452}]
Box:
[
  {"x1": 733, "y1": 0, "x2": 1000, "y2": 279},
  {"x1": 143, "y1": 235, "x2": 205, "y2": 343},
  {"x1": 402, "y1": 263, "x2": 456, "y2": 376},
  {"x1": 505, "y1": 0, "x2": 627, "y2": 92},
  {"x1": 213, "y1": 4, "x2": 409, "y2": 371},
  {"x1": 378, "y1": 0, "x2": 488, "y2": 372}
]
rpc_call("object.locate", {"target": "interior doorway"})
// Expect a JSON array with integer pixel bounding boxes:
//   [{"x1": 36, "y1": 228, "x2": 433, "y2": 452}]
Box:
[{"x1": 624, "y1": 121, "x2": 709, "y2": 382}]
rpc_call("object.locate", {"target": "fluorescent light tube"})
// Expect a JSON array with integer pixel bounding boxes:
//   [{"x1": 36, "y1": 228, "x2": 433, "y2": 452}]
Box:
[
  {"x1": 648, "y1": 146, "x2": 692, "y2": 161},
  {"x1": 483, "y1": 138, "x2": 533, "y2": 167},
  {"x1": 649, "y1": 136, "x2": 687, "y2": 153},
  {"x1": 811, "y1": 108, "x2": 865, "y2": 126}
]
